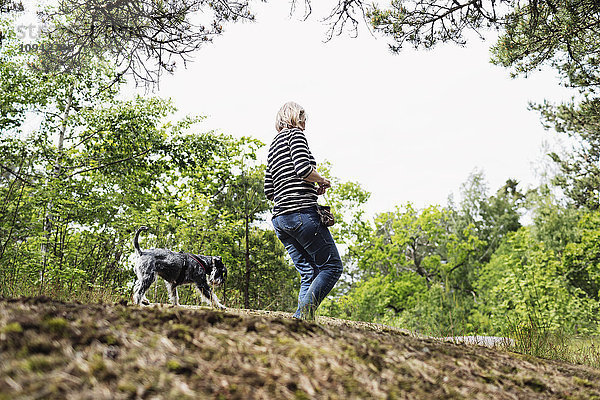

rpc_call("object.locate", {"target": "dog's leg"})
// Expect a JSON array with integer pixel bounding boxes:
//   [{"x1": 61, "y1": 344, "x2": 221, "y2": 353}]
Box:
[
  {"x1": 210, "y1": 291, "x2": 226, "y2": 310},
  {"x1": 195, "y1": 282, "x2": 226, "y2": 310},
  {"x1": 133, "y1": 272, "x2": 156, "y2": 305},
  {"x1": 133, "y1": 280, "x2": 143, "y2": 305},
  {"x1": 165, "y1": 281, "x2": 180, "y2": 306}
]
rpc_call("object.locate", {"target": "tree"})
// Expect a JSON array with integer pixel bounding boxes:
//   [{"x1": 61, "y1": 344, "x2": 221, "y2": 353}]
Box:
[
  {"x1": 364, "y1": 1, "x2": 600, "y2": 208},
  {"x1": 31, "y1": 0, "x2": 255, "y2": 84},
  {"x1": 212, "y1": 139, "x2": 273, "y2": 309},
  {"x1": 1, "y1": 0, "x2": 377, "y2": 85},
  {"x1": 561, "y1": 212, "x2": 600, "y2": 302},
  {"x1": 526, "y1": 184, "x2": 581, "y2": 253},
  {"x1": 350, "y1": 203, "x2": 484, "y2": 288},
  {"x1": 367, "y1": 0, "x2": 600, "y2": 88},
  {"x1": 0, "y1": 31, "x2": 296, "y2": 307},
  {"x1": 319, "y1": 272, "x2": 427, "y2": 324},
  {"x1": 448, "y1": 172, "x2": 523, "y2": 264},
  {"x1": 0, "y1": 56, "x2": 197, "y2": 296},
  {"x1": 474, "y1": 227, "x2": 598, "y2": 335},
  {"x1": 322, "y1": 173, "x2": 525, "y2": 333},
  {"x1": 532, "y1": 99, "x2": 600, "y2": 209},
  {"x1": 323, "y1": 199, "x2": 482, "y2": 334}
]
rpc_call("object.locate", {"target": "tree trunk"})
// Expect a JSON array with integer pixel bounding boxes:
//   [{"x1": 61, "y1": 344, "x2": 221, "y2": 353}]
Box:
[
  {"x1": 0, "y1": 160, "x2": 26, "y2": 262},
  {"x1": 244, "y1": 212, "x2": 250, "y2": 309},
  {"x1": 243, "y1": 168, "x2": 251, "y2": 309},
  {"x1": 40, "y1": 84, "x2": 74, "y2": 294}
]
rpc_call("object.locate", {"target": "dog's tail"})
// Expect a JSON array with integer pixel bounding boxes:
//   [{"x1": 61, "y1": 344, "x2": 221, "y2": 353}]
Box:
[{"x1": 133, "y1": 226, "x2": 149, "y2": 256}]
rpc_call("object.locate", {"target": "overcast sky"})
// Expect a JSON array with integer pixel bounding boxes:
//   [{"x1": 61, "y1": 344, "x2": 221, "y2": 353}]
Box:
[{"x1": 149, "y1": 1, "x2": 573, "y2": 217}]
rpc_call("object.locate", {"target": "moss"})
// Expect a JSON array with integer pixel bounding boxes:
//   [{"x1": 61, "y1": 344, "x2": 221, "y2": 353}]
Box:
[
  {"x1": 499, "y1": 365, "x2": 518, "y2": 374},
  {"x1": 99, "y1": 333, "x2": 119, "y2": 345},
  {"x1": 476, "y1": 357, "x2": 489, "y2": 368},
  {"x1": 294, "y1": 390, "x2": 310, "y2": 400},
  {"x1": 341, "y1": 376, "x2": 362, "y2": 393},
  {"x1": 44, "y1": 317, "x2": 69, "y2": 336},
  {"x1": 342, "y1": 344, "x2": 359, "y2": 360},
  {"x1": 289, "y1": 344, "x2": 315, "y2": 363},
  {"x1": 256, "y1": 354, "x2": 271, "y2": 367},
  {"x1": 275, "y1": 318, "x2": 319, "y2": 334},
  {"x1": 199, "y1": 347, "x2": 217, "y2": 361},
  {"x1": 245, "y1": 321, "x2": 268, "y2": 333},
  {"x1": 167, "y1": 323, "x2": 194, "y2": 341},
  {"x1": 1, "y1": 322, "x2": 23, "y2": 334},
  {"x1": 166, "y1": 357, "x2": 196, "y2": 375},
  {"x1": 117, "y1": 380, "x2": 138, "y2": 394},
  {"x1": 222, "y1": 314, "x2": 243, "y2": 326},
  {"x1": 574, "y1": 376, "x2": 594, "y2": 387},
  {"x1": 3, "y1": 298, "x2": 600, "y2": 399},
  {"x1": 478, "y1": 372, "x2": 498, "y2": 384},
  {"x1": 23, "y1": 355, "x2": 63, "y2": 372},
  {"x1": 89, "y1": 354, "x2": 107, "y2": 375},
  {"x1": 275, "y1": 336, "x2": 294, "y2": 346},
  {"x1": 166, "y1": 360, "x2": 182, "y2": 372}
]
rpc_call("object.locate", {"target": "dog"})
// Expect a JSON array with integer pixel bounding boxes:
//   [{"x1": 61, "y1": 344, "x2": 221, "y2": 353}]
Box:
[{"x1": 132, "y1": 226, "x2": 227, "y2": 309}]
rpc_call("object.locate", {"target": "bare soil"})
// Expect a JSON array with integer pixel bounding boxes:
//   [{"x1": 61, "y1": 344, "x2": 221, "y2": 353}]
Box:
[{"x1": 1, "y1": 297, "x2": 599, "y2": 399}]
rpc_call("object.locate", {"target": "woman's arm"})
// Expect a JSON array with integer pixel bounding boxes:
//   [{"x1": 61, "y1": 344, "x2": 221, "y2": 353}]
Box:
[
  {"x1": 264, "y1": 167, "x2": 275, "y2": 201},
  {"x1": 304, "y1": 168, "x2": 331, "y2": 195},
  {"x1": 288, "y1": 130, "x2": 330, "y2": 194}
]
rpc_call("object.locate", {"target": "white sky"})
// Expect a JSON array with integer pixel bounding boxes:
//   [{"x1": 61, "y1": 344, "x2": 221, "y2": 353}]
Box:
[{"x1": 145, "y1": 2, "x2": 574, "y2": 217}]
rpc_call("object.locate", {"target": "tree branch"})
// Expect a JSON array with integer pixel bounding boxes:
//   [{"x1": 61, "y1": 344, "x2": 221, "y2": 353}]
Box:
[{"x1": 65, "y1": 148, "x2": 151, "y2": 178}]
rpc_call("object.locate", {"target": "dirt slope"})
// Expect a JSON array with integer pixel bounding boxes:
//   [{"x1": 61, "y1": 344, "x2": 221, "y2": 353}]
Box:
[{"x1": 1, "y1": 297, "x2": 599, "y2": 399}]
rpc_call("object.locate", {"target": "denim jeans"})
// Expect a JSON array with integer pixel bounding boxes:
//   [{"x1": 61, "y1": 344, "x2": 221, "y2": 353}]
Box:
[{"x1": 272, "y1": 206, "x2": 343, "y2": 320}]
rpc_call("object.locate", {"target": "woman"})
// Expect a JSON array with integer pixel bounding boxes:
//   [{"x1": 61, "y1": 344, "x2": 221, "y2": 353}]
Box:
[{"x1": 264, "y1": 101, "x2": 343, "y2": 320}]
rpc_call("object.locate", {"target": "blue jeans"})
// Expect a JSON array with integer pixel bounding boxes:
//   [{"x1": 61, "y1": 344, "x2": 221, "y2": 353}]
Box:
[{"x1": 272, "y1": 207, "x2": 343, "y2": 320}]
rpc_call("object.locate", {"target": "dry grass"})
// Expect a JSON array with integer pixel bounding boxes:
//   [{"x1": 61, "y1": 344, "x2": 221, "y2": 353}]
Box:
[{"x1": 1, "y1": 297, "x2": 600, "y2": 399}]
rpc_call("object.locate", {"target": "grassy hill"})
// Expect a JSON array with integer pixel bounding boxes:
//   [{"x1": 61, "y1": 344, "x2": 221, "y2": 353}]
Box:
[{"x1": 1, "y1": 297, "x2": 599, "y2": 399}]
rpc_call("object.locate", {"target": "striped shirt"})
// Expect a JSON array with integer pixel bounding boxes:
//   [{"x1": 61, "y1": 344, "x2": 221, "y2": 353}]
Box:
[{"x1": 264, "y1": 127, "x2": 318, "y2": 216}]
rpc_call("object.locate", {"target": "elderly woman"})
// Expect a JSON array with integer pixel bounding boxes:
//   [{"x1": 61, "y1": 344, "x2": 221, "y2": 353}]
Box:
[{"x1": 264, "y1": 101, "x2": 343, "y2": 320}]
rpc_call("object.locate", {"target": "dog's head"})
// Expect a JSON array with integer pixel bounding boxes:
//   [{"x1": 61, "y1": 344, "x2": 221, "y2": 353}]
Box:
[{"x1": 208, "y1": 256, "x2": 227, "y2": 286}]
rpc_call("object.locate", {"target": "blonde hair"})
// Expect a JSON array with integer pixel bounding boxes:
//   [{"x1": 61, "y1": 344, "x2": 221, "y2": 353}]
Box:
[{"x1": 275, "y1": 101, "x2": 306, "y2": 132}]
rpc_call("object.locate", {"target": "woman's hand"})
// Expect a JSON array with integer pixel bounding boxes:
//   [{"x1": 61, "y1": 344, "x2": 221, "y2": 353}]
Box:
[
  {"x1": 304, "y1": 168, "x2": 331, "y2": 195},
  {"x1": 317, "y1": 178, "x2": 331, "y2": 195}
]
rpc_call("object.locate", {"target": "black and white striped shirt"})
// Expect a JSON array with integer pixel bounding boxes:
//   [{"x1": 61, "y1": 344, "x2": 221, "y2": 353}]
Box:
[{"x1": 264, "y1": 127, "x2": 318, "y2": 217}]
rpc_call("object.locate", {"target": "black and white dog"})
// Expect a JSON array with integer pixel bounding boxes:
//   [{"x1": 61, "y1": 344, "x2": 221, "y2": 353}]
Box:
[{"x1": 132, "y1": 226, "x2": 227, "y2": 309}]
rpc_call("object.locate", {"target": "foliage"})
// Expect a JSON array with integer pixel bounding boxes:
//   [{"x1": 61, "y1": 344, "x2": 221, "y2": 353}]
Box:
[
  {"x1": 0, "y1": 0, "x2": 394, "y2": 85},
  {"x1": 365, "y1": 0, "x2": 600, "y2": 217},
  {"x1": 320, "y1": 273, "x2": 426, "y2": 324},
  {"x1": 449, "y1": 172, "x2": 523, "y2": 262},
  {"x1": 30, "y1": 0, "x2": 255, "y2": 84},
  {"x1": 526, "y1": 184, "x2": 581, "y2": 253},
  {"x1": 0, "y1": 33, "x2": 296, "y2": 309},
  {"x1": 355, "y1": 203, "x2": 450, "y2": 283},
  {"x1": 399, "y1": 283, "x2": 476, "y2": 336},
  {"x1": 321, "y1": 172, "x2": 600, "y2": 337},
  {"x1": 561, "y1": 212, "x2": 600, "y2": 302},
  {"x1": 533, "y1": 99, "x2": 600, "y2": 209},
  {"x1": 5, "y1": 1, "x2": 600, "y2": 342},
  {"x1": 366, "y1": 0, "x2": 600, "y2": 91},
  {"x1": 368, "y1": 0, "x2": 505, "y2": 51},
  {"x1": 318, "y1": 161, "x2": 371, "y2": 247},
  {"x1": 491, "y1": 0, "x2": 600, "y2": 89},
  {"x1": 474, "y1": 227, "x2": 598, "y2": 335},
  {"x1": 328, "y1": 197, "x2": 486, "y2": 334}
]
